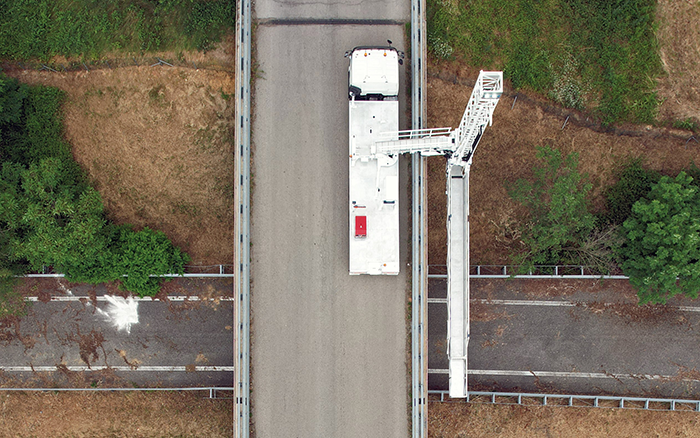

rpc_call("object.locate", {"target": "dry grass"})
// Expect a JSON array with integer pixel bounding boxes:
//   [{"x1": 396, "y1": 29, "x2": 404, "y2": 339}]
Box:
[
  {"x1": 0, "y1": 391, "x2": 232, "y2": 438},
  {"x1": 4, "y1": 62, "x2": 235, "y2": 266},
  {"x1": 428, "y1": 402, "x2": 700, "y2": 437},
  {"x1": 426, "y1": 64, "x2": 700, "y2": 266},
  {"x1": 655, "y1": 0, "x2": 700, "y2": 124}
]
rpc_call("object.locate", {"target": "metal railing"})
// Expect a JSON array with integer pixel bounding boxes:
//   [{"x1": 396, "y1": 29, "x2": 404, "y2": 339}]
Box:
[
  {"x1": 428, "y1": 265, "x2": 629, "y2": 280},
  {"x1": 411, "y1": 0, "x2": 428, "y2": 435},
  {"x1": 0, "y1": 386, "x2": 234, "y2": 399},
  {"x1": 428, "y1": 390, "x2": 700, "y2": 412},
  {"x1": 234, "y1": 0, "x2": 252, "y2": 435}
]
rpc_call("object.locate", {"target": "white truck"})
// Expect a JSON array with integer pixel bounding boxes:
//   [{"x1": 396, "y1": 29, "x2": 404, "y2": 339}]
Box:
[{"x1": 345, "y1": 45, "x2": 404, "y2": 275}]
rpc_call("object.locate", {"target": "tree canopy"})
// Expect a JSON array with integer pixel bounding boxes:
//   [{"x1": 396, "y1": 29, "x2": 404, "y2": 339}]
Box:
[
  {"x1": 619, "y1": 172, "x2": 700, "y2": 304},
  {"x1": 0, "y1": 72, "x2": 188, "y2": 297}
]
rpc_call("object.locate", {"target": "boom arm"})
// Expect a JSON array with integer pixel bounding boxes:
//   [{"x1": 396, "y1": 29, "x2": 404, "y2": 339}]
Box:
[
  {"x1": 373, "y1": 71, "x2": 503, "y2": 166},
  {"x1": 449, "y1": 71, "x2": 502, "y2": 167}
]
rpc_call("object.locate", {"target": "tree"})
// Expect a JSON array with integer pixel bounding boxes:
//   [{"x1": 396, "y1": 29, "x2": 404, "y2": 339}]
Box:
[
  {"x1": 9, "y1": 158, "x2": 108, "y2": 274},
  {"x1": 507, "y1": 146, "x2": 600, "y2": 272},
  {"x1": 619, "y1": 172, "x2": 700, "y2": 304},
  {"x1": 115, "y1": 226, "x2": 189, "y2": 297}
]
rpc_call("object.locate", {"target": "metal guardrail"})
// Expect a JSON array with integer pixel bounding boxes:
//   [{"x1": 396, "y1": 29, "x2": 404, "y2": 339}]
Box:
[
  {"x1": 428, "y1": 265, "x2": 629, "y2": 280},
  {"x1": 0, "y1": 387, "x2": 234, "y2": 399},
  {"x1": 411, "y1": 0, "x2": 428, "y2": 436},
  {"x1": 234, "y1": 0, "x2": 252, "y2": 435},
  {"x1": 428, "y1": 390, "x2": 700, "y2": 412}
]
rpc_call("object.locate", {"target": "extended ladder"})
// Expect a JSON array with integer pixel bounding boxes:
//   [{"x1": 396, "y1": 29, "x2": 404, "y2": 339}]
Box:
[{"x1": 376, "y1": 71, "x2": 503, "y2": 398}]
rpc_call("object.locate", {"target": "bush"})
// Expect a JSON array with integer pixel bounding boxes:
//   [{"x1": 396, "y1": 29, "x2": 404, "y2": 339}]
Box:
[
  {"x1": 0, "y1": 73, "x2": 190, "y2": 298},
  {"x1": 601, "y1": 158, "x2": 661, "y2": 226},
  {"x1": 507, "y1": 146, "x2": 597, "y2": 272},
  {"x1": 115, "y1": 227, "x2": 189, "y2": 297},
  {"x1": 618, "y1": 172, "x2": 700, "y2": 304}
]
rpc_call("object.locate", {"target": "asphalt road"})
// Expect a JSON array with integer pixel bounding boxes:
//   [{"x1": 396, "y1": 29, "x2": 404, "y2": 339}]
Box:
[
  {"x1": 429, "y1": 278, "x2": 700, "y2": 399},
  {"x1": 0, "y1": 278, "x2": 233, "y2": 387},
  {"x1": 251, "y1": 13, "x2": 410, "y2": 438}
]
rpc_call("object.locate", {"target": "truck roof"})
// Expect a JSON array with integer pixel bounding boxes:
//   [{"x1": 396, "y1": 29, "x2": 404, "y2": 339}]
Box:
[{"x1": 349, "y1": 48, "x2": 399, "y2": 97}]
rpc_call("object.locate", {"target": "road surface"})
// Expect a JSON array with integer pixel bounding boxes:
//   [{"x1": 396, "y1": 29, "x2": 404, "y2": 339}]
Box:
[
  {"x1": 429, "y1": 278, "x2": 700, "y2": 399},
  {"x1": 0, "y1": 278, "x2": 233, "y2": 387},
  {"x1": 251, "y1": 3, "x2": 411, "y2": 436}
]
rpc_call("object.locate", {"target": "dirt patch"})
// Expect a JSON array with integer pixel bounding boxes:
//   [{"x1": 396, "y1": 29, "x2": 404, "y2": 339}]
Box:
[
  {"x1": 0, "y1": 316, "x2": 35, "y2": 352},
  {"x1": 4, "y1": 64, "x2": 235, "y2": 266},
  {"x1": 74, "y1": 329, "x2": 107, "y2": 368},
  {"x1": 470, "y1": 300, "x2": 514, "y2": 322},
  {"x1": 576, "y1": 301, "x2": 689, "y2": 326},
  {"x1": 470, "y1": 278, "x2": 639, "y2": 300},
  {"x1": 428, "y1": 401, "x2": 700, "y2": 437},
  {"x1": 426, "y1": 62, "x2": 700, "y2": 266},
  {"x1": 0, "y1": 391, "x2": 232, "y2": 437},
  {"x1": 115, "y1": 348, "x2": 141, "y2": 369},
  {"x1": 655, "y1": 0, "x2": 700, "y2": 124}
]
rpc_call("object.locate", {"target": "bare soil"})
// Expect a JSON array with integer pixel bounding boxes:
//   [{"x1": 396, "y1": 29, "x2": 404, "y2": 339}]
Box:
[
  {"x1": 428, "y1": 402, "x2": 700, "y2": 437},
  {"x1": 4, "y1": 53, "x2": 235, "y2": 266},
  {"x1": 0, "y1": 391, "x2": 232, "y2": 437}
]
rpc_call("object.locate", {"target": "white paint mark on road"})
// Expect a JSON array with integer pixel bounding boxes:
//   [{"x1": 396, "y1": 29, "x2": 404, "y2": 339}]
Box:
[
  {"x1": 93, "y1": 296, "x2": 139, "y2": 334},
  {"x1": 0, "y1": 365, "x2": 234, "y2": 372},
  {"x1": 428, "y1": 369, "x2": 697, "y2": 381}
]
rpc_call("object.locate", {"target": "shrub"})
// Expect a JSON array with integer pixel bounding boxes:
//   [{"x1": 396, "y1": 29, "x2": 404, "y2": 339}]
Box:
[
  {"x1": 115, "y1": 226, "x2": 189, "y2": 297},
  {"x1": 601, "y1": 158, "x2": 661, "y2": 226},
  {"x1": 618, "y1": 172, "x2": 700, "y2": 304},
  {"x1": 0, "y1": 73, "x2": 190, "y2": 298},
  {"x1": 507, "y1": 146, "x2": 597, "y2": 272}
]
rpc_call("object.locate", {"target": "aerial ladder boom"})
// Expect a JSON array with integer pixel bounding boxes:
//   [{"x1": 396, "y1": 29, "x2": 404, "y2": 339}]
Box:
[
  {"x1": 449, "y1": 71, "x2": 502, "y2": 167},
  {"x1": 373, "y1": 71, "x2": 503, "y2": 164},
  {"x1": 375, "y1": 70, "x2": 503, "y2": 398}
]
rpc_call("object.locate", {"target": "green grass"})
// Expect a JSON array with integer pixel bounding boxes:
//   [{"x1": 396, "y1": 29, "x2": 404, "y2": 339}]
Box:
[
  {"x1": 673, "y1": 118, "x2": 699, "y2": 132},
  {"x1": 0, "y1": 0, "x2": 234, "y2": 60},
  {"x1": 427, "y1": 0, "x2": 663, "y2": 125}
]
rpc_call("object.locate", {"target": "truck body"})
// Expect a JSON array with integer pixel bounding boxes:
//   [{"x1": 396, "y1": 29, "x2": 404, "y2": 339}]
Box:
[{"x1": 347, "y1": 46, "x2": 401, "y2": 275}]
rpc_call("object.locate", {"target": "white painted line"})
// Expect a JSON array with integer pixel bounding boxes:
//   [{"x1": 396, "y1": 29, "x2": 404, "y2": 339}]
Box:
[
  {"x1": 0, "y1": 365, "x2": 234, "y2": 372},
  {"x1": 427, "y1": 298, "x2": 446, "y2": 304},
  {"x1": 428, "y1": 368, "x2": 697, "y2": 381},
  {"x1": 676, "y1": 306, "x2": 700, "y2": 313},
  {"x1": 471, "y1": 299, "x2": 700, "y2": 312},
  {"x1": 473, "y1": 299, "x2": 575, "y2": 307},
  {"x1": 24, "y1": 296, "x2": 234, "y2": 302}
]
